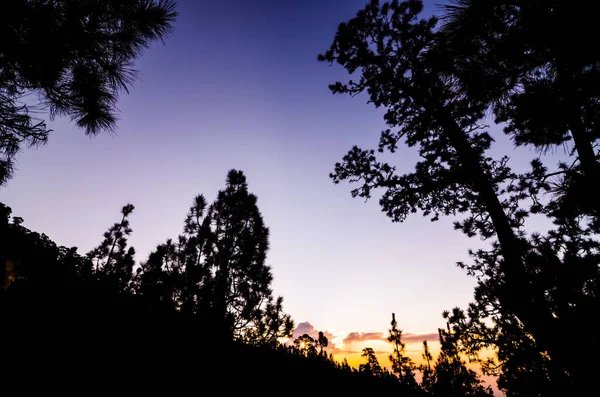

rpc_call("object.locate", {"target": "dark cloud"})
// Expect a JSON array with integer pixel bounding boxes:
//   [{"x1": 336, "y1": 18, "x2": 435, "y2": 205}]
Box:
[{"x1": 343, "y1": 332, "x2": 387, "y2": 344}]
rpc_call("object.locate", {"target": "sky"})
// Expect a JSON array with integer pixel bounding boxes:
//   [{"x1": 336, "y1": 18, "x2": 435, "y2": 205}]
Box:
[{"x1": 0, "y1": 0, "x2": 558, "y2": 378}]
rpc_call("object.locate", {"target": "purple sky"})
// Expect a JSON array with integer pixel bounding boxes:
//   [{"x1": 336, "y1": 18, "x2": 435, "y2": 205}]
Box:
[{"x1": 0, "y1": 0, "x2": 560, "y2": 338}]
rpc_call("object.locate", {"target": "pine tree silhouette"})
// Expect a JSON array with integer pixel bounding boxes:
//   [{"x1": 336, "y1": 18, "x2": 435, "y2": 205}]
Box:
[{"x1": 0, "y1": 0, "x2": 177, "y2": 185}]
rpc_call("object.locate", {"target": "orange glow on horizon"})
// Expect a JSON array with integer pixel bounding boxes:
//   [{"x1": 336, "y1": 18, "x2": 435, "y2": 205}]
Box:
[{"x1": 330, "y1": 338, "x2": 443, "y2": 370}]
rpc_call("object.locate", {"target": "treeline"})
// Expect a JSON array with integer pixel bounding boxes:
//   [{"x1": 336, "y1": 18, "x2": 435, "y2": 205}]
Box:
[
  {"x1": 1, "y1": 170, "x2": 292, "y2": 346},
  {"x1": 1, "y1": 172, "x2": 482, "y2": 397},
  {"x1": 288, "y1": 313, "x2": 492, "y2": 397}
]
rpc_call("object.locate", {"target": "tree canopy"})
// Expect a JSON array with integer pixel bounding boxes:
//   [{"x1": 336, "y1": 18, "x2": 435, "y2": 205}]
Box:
[
  {"x1": 320, "y1": 0, "x2": 599, "y2": 394},
  {"x1": 0, "y1": 0, "x2": 177, "y2": 185},
  {"x1": 134, "y1": 169, "x2": 294, "y2": 346}
]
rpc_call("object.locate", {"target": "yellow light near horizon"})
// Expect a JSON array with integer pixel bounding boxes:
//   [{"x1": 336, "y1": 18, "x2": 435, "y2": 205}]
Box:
[{"x1": 330, "y1": 339, "x2": 443, "y2": 370}]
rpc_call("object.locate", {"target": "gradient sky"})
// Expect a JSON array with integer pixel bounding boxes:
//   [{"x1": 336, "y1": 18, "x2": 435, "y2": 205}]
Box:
[{"x1": 0, "y1": 0, "x2": 559, "y2": 373}]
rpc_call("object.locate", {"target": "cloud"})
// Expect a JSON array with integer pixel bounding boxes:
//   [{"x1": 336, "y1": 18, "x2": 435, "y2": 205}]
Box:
[
  {"x1": 292, "y1": 321, "x2": 334, "y2": 341},
  {"x1": 341, "y1": 349, "x2": 388, "y2": 354},
  {"x1": 335, "y1": 349, "x2": 361, "y2": 355},
  {"x1": 290, "y1": 322, "x2": 439, "y2": 360},
  {"x1": 342, "y1": 331, "x2": 438, "y2": 345},
  {"x1": 292, "y1": 321, "x2": 316, "y2": 339},
  {"x1": 343, "y1": 332, "x2": 387, "y2": 344},
  {"x1": 291, "y1": 321, "x2": 340, "y2": 353},
  {"x1": 402, "y1": 333, "x2": 439, "y2": 343}
]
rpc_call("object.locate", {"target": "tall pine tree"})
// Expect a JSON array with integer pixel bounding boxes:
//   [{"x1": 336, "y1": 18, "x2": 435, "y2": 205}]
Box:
[
  {"x1": 134, "y1": 170, "x2": 294, "y2": 345},
  {"x1": 388, "y1": 313, "x2": 417, "y2": 387}
]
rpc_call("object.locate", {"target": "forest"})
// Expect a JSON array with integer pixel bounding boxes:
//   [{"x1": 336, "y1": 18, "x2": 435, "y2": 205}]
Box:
[{"x1": 1, "y1": 1, "x2": 598, "y2": 396}]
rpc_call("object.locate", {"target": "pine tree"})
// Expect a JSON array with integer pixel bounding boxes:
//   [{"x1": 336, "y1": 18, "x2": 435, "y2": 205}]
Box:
[
  {"x1": 294, "y1": 333, "x2": 317, "y2": 358},
  {"x1": 439, "y1": 0, "x2": 600, "y2": 227},
  {"x1": 319, "y1": 0, "x2": 544, "y2": 348},
  {"x1": 318, "y1": 2, "x2": 597, "y2": 392},
  {"x1": 0, "y1": 0, "x2": 177, "y2": 185},
  {"x1": 359, "y1": 347, "x2": 383, "y2": 377},
  {"x1": 431, "y1": 328, "x2": 493, "y2": 397},
  {"x1": 133, "y1": 239, "x2": 185, "y2": 313},
  {"x1": 133, "y1": 170, "x2": 294, "y2": 345},
  {"x1": 340, "y1": 358, "x2": 352, "y2": 372},
  {"x1": 387, "y1": 313, "x2": 417, "y2": 387},
  {"x1": 316, "y1": 331, "x2": 329, "y2": 357},
  {"x1": 439, "y1": 1, "x2": 600, "y2": 389},
  {"x1": 87, "y1": 204, "x2": 136, "y2": 293},
  {"x1": 203, "y1": 170, "x2": 293, "y2": 344},
  {"x1": 419, "y1": 340, "x2": 434, "y2": 392}
]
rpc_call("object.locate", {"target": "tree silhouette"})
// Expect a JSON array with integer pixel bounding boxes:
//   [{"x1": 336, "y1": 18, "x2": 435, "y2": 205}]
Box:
[
  {"x1": 294, "y1": 333, "x2": 318, "y2": 358},
  {"x1": 2, "y1": 200, "x2": 427, "y2": 395},
  {"x1": 359, "y1": 347, "x2": 383, "y2": 377},
  {"x1": 436, "y1": 4, "x2": 600, "y2": 388},
  {"x1": 0, "y1": 202, "x2": 70, "y2": 291},
  {"x1": 319, "y1": 2, "x2": 598, "y2": 393},
  {"x1": 0, "y1": 0, "x2": 177, "y2": 185},
  {"x1": 87, "y1": 204, "x2": 136, "y2": 293},
  {"x1": 319, "y1": 0, "x2": 537, "y2": 343},
  {"x1": 340, "y1": 357, "x2": 352, "y2": 373},
  {"x1": 441, "y1": 305, "x2": 567, "y2": 397},
  {"x1": 387, "y1": 313, "x2": 417, "y2": 387},
  {"x1": 432, "y1": 328, "x2": 493, "y2": 397},
  {"x1": 419, "y1": 340, "x2": 434, "y2": 392},
  {"x1": 201, "y1": 170, "x2": 293, "y2": 344},
  {"x1": 317, "y1": 331, "x2": 329, "y2": 357},
  {"x1": 2, "y1": 198, "x2": 485, "y2": 396},
  {"x1": 440, "y1": 234, "x2": 598, "y2": 396},
  {"x1": 133, "y1": 170, "x2": 294, "y2": 345},
  {"x1": 438, "y1": 0, "x2": 600, "y2": 226},
  {"x1": 0, "y1": 202, "x2": 139, "y2": 325},
  {"x1": 132, "y1": 239, "x2": 184, "y2": 313}
]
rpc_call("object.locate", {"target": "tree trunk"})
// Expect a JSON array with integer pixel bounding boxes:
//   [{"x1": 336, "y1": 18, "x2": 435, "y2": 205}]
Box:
[
  {"x1": 551, "y1": 61, "x2": 600, "y2": 225},
  {"x1": 434, "y1": 105, "x2": 577, "y2": 380},
  {"x1": 569, "y1": 100, "x2": 600, "y2": 223}
]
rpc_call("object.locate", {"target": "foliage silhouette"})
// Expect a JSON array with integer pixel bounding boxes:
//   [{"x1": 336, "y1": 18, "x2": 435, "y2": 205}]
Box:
[
  {"x1": 2, "y1": 201, "x2": 431, "y2": 396},
  {"x1": 360, "y1": 347, "x2": 384, "y2": 377},
  {"x1": 419, "y1": 341, "x2": 434, "y2": 392},
  {"x1": 0, "y1": 0, "x2": 177, "y2": 185},
  {"x1": 2, "y1": 198, "x2": 440, "y2": 396},
  {"x1": 87, "y1": 204, "x2": 136, "y2": 293},
  {"x1": 437, "y1": 2, "x2": 600, "y2": 394},
  {"x1": 317, "y1": 330, "x2": 329, "y2": 357},
  {"x1": 4, "y1": 1, "x2": 598, "y2": 395},
  {"x1": 1, "y1": 170, "x2": 294, "y2": 349},
  {"x1": 388, "y1": 313, "x2": 418, "y2": 387},
  {"x1": 432, "y1": 328, "x2": 493, "y2": 397},
  {"x1": 134, "y1": 169, "x2": 294, "y2": 345},
  {"x1": 320, "y1": 0, "x2": 599, "y2": 395},
  {"x1": 294, "y1": 333, "x2": 318, "y2": 358},
  {"x1": 318, "y1": 0, "x2": 540, "y2": 342},
  {"x1": 438, "y1": 0, "x2": 600, "y2": 227},
  {"x1": 386, "y1": 312, "x2": 491, "y2": 396}
]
